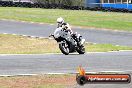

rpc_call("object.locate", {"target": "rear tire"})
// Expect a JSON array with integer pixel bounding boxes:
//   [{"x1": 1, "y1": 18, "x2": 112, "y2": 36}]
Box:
[
  {"x1": 59, "y1": 42, "x2": 69, "y2": 55},
  {"x1": 76, "y1": 45, "x2": 85, "y2": 54}
]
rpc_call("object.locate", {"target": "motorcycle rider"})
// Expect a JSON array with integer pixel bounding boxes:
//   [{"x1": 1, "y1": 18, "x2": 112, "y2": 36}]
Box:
[
  {"x1": 56, "y1": 17, "x2": 83, "y2": 46},
  {"x1": 57, "y1": 17, "x2": 73, "y2": 34}
]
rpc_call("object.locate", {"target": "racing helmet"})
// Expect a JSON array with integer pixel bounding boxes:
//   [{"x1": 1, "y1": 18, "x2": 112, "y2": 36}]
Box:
[{"x1": 57, "y1": 17, "x2": 64, "y2": 24}]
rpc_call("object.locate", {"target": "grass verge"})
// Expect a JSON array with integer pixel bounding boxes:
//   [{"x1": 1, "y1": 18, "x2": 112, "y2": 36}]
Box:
[
  {"x1": 0, "y1": 34, "x2": 60, "y2": 54},
  {"x1": 85, "y1": 43, "x2": 132, "y2": 52},
  {"x1": 0, "y1": 74, "x2": 76, "y2": 88},
  {"x1": 0, "y1": 7, "x2": 132, "y2": 31},
  {"x1": 0, "y1": 34, "x2": 132, "y2": 54}
]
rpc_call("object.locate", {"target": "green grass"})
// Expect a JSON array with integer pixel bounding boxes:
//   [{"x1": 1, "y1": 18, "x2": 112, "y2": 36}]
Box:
[
  {"x1": 0, "y1": 7, "x2": 132, "y2": 31},
  {"x1": 0, "y1": 34, "x2": 132, "y2": 54},
  {"x1": 85, "y1": 43, "x2": 132, "y2": 52},
  {"x1": 0, "y1": 34, "x2": 60, "y2": 54}
]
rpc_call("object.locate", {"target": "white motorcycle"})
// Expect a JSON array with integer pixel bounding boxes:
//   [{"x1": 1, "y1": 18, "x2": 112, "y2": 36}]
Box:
[{"x1": 49, "y1": 27, "x2": 85, "y2": 55}]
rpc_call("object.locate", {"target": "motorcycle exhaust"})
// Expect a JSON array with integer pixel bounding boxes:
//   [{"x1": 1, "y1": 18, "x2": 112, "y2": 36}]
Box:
[{"x1": 81, "y1": 39, "x2": 85, "y2": 45}]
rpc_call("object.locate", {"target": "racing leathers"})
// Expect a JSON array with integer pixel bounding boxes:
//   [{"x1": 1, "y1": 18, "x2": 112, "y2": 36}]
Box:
[{"x1": 57, "y1": 22, "x2": 82, "y2": 46}]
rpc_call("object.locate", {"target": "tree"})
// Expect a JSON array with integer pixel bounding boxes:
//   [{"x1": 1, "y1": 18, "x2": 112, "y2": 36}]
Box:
[{"x1": 32, "y1": 0, "x2": 84, "y2": 8}]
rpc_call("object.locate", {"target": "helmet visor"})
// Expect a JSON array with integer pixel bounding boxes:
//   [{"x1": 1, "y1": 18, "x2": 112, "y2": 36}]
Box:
[{"x1": 57, "y1": 22, "x2": 62, "y2": 24}]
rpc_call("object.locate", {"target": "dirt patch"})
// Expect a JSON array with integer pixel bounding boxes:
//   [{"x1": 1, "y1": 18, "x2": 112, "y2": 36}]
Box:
[{"x1": 0, "y1": 75, "x2": 76, "y2": 88}]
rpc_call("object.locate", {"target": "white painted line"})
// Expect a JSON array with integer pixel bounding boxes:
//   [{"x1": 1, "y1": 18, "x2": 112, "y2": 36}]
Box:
[
  {"x1": 50, "y1": 24, "x2": 54, "y2": 25},
  {"x1": 21, "y1": 21, "x2": 26, "y2": 23},
  {"x1": 43, "y1": 72, "x2": 99, "y2": 74},
  {"x1": 87, "y1": 50, "x2": 132, "y2": 54},
  {"x1": 99, "y1": 70, "x2": 132, "y2": 73},
  {"x1": 30, "y1": 36, "x2": 36, "y2": 38},
  {"x1": 12, "y1": 33, "x2": 17, "y2": 35},
  {"x1": 22, "y1": 35, "x2": 28, "y2": 37},
  {"x1": 0, "y1": 53, "x2": 61, "y2": 56},
  {"x1": 1, "y1": 19, "x2": 6, "y2": 21},
  {"x1": 0, "y1": 70, "x2": 131, "y2": 77},
  {"x1": 0, "y1": 74, "x2": 38, "y2": 77},
  {"x1": 39, "y1": 37, "x2": 45, "y2": 39},
  {"x1": 0, "y1": 73, "x2": 71, "y2": 77},
  {"x1": 0, "y1": 51, "x2": 131, "y2": 56},
  {"x1": 3, "y1": 33, "x2": 8, "y2": 34},
  {"x1": 49, "y1": 38, "x2": 54, "y2": 40},
  {"x1": 108, "y1": 51, "x2": 119, "y2": 53},
  {"x1": 39, "y1": 37, "x2": 49, "y2": 39},
  {"x1": 30, "y1": 22, "x2": 35, "y2": 24},
  {"x1": 100, "y1": 71, "x2": 125, "y2": 73},
  {"x1": 119, "y1": 50, "x2": 132, "y2": 52},
  {"x1": 17, "y1": 74, "x2": 38, "y2": 76},
  {"x1": 0, "y1": 75, "x2": 13, "y2": 77},
  {"x1": 85, "y1": 72, "x2": 98, "y2": 74},
  {"x1": 86, "y1": 52, "x2": 108, "y2": 54},
  {"x1": 93, "y1": 43, "x2": 97, "y2": 44},
  {"x1": 45, "y1": 73, "x2": 68, "y2": 75},
  {"x1": 39, "y1": 23, "x2": 44, "y2": 25},
  {"x1": 0, "y1": 54, "x2": 7, "y2": 56}
]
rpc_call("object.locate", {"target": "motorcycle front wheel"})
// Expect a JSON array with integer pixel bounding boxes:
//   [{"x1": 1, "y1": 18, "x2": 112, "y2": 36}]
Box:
[{"x1": 59, "y1": 42, "x2": 69, "y2": 55}]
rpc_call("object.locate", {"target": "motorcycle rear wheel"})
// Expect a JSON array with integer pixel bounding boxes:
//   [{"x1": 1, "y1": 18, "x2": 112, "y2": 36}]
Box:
[{"x1": 76, "y1": 45, "x2": 85, "y2": 54}]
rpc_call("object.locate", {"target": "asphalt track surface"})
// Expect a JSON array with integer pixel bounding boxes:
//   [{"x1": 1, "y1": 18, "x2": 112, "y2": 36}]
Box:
[
  {"x1": 0, "y1": 20, "x2": 132, "y2": 46},
  {"x1": 0, "y1": 51, "x2": 132, "y2": 75},
  {"x1": 0, "y1": 51, "x2": 132, "y2": 88},
  {"x1": 0, "y1": 20, "x2": 132, "y2": 88}
]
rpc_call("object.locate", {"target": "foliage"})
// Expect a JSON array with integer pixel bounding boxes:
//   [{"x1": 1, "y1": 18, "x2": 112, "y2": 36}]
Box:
[{"x1": 33, "y1": 0, "x2": 84, "y2": 6}]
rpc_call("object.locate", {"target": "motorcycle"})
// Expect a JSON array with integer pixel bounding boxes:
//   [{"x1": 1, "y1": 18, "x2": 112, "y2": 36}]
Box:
[{"x1": 49, "y1": 27, "x2": 85, "y2": 55}]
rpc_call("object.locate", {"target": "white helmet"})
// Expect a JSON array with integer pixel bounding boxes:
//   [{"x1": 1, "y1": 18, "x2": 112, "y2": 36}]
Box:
[{"x1": 57, "y1": 17, "x2": 64, "y2": 24}]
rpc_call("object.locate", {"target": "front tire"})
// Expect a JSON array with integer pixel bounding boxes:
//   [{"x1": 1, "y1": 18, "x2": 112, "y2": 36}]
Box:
[{"x1": 59, "y1": 42, "x2": 69, "y2": 55}]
